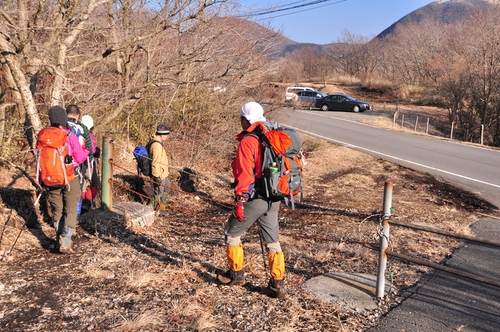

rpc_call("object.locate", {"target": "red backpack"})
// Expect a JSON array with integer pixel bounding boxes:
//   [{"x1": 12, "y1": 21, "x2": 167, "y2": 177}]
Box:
[{"x1": 36, "y1": 127, "x2": 75, "y2": 188}]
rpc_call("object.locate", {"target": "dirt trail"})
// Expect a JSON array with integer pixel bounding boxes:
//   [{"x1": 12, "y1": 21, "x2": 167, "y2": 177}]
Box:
[{"x1": 0, "y1": 130, "x2": 493, "y2": 331}]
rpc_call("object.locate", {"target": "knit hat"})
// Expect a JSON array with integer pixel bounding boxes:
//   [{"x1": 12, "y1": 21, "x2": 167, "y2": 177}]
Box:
[
  {"x1": 240, "y1": 102, "x2": 266, "y2": 124},
  {"x1": 81, "y1": 115, "x2": 94, "y2": 129},
  {"x1": 48, "y1": 106, "x2": 68, "y2": 126},
  {"x1": 156, "y1": 124, "x2": 171, "y2": 135}
]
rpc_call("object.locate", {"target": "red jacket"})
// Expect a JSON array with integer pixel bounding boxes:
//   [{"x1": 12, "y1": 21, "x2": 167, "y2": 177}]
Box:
[{"x1": 232, "y1": 122, "x2": 264, "y2": 198}]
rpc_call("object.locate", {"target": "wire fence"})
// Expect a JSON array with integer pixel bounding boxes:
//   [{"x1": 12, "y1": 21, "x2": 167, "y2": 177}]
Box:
[
  {"x1": 102, "y1": 139, "x2": 500, "y2": 299},
  {"x1": 2, "y1": 137, "x2": 497, "y2": 299},
  {"x1": 370, "y1": 103, "x2": 492, "y2": 146}
]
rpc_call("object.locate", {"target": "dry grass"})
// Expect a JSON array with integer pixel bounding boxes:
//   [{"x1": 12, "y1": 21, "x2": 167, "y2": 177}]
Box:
[
  {"x1": 0, "y1": 124, "x2": 495, "y2": 331},
  {"x1": 114, "y1": 309, "x2": 165, "y2": 331}
]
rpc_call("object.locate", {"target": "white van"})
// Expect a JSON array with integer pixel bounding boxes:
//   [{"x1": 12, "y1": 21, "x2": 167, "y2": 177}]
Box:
[{"x1": 285, "y1": 86, "x2": 315, "y2": 101}]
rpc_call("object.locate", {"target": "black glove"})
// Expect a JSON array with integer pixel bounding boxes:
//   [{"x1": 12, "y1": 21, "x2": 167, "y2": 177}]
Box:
[{"x1": 93, "y1": 147, "x2": 100, "y2": 159}]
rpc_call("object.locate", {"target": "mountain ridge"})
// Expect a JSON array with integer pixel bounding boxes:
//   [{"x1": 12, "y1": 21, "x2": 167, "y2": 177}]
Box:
[
  {"x1": 271, "y1": 0, "x2": 497, "y2": 55},
  {"x1": 377, "y1": 0, "x2": 496, "y2": 39}
]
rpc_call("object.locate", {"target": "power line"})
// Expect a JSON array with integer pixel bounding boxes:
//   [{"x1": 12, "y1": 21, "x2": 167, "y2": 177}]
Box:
[
  {"x1": 236, "y1": 0, "x2": 347, "y2": 19},
  {"x1": 256, "y1": 0, "x2": 347, "y2": 21},
  {"x1": 239, "y1": 0, "x2": 315, "y2": 15}
]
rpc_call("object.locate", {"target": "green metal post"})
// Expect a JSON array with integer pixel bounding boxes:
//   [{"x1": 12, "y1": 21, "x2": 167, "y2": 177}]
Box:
[{"x1": 101, "y1": 135, "x2": 114, "y2": 211}]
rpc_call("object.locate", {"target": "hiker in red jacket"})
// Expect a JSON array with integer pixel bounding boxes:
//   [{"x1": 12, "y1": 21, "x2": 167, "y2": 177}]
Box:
[{"x1": 217, "y1": 102, "x2": 285, "y2": 298}]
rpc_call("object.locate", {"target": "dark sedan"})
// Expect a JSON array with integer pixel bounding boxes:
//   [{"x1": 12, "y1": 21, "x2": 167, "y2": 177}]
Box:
[
  {"x1": 314, "y1": 94, "x2": 371, "y2": 112},
  {"x1": 292, "y1": 90, "x2": 327, "y2": 108}
]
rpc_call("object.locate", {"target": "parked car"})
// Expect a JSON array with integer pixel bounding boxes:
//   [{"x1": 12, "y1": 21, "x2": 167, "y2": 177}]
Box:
[
  {"x1": 285, "y1": 86, "x2": 315, "y2": 101},
  {"x1": 314, "y1": 94, "x2": 371, "y2": 112},
  {"x1": 292, "y1": 90, "x2": 327, "y2": 108}
]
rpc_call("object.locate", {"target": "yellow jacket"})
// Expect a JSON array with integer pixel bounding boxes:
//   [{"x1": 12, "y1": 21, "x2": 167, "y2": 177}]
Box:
[{"x1": 149, "y1": 136, "x2": 168, "y2": 178}]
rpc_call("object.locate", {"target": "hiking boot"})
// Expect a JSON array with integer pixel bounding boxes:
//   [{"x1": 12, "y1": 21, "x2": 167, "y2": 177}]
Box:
[
  {"x1": 59, "y1": 226, "x2": 74, "y2": 254},
  {"x1": 217, "y1": 269, "x2": 245, "y2": 286},
  {"x1": 158, "y1": 201, "x2": 168, "y2": 216},
  {"x1": 266, "y1": 278, "x2": 285, "y2": 298}
]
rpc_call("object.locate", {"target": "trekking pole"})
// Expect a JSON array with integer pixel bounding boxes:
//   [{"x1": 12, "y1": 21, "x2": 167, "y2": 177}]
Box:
[
  {"x1": 0, "y1": 209, "x2": 13, "y2": 248},
  {"x1": 8, "y1": 188, "x2": 45, "y2": 255},
  {"x1": 256, "y1": 219, "x2": 269, "y2": 277}
]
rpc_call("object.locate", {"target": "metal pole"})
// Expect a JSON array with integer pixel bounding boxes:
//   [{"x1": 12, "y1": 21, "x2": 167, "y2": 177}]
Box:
[
  {"x1": 101, "y1": 135, "x2": 114, "y2": 211},
  {"x1": 401, "y1": 114, "x2": 404, "y2": 129},
  {"x1": 426, "y1": 118, "x2": 429, "y2": 134},
  {"x1": 450, "y1": 122, "x2": 454, "y2": 139},
  {"x1": 414, "y1": 116, "x2": 418, "y2": 132},
  {"x1": 480, "y1": 124, "x2": 484, "y2": 145},
  {"x1": 376, "y1": 181, "x2": 393, "y2": 299},
  {"x1": 257, "y1": 220, "x2": 269, "y2": 277}
]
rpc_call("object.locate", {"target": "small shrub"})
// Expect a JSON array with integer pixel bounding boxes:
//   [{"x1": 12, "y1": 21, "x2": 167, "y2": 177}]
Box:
[
  {"x1": 360, "y1": 79, "x2": 395, "y2": 95},
  {"x1": 335, "y1": 75, "x2": 361, "y2": 85}
]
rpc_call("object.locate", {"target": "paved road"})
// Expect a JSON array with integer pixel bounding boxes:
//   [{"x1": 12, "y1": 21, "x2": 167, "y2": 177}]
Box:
[
  {"x1": 274, "y1": 109, "x2": 500, "y2": 208},
  {"x1": 366, "y1": 218, "x2": 500, "y2": 332},
  {"x1": 273, "y1": 108, "x2": 500, "y2": 331}
]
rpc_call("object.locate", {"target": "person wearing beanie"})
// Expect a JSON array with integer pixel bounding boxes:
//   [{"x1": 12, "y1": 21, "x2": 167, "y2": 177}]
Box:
[
  {"x1": 147, "y1": 124, "x2": 172, "y2": 215},
  {"x1": 37, "y1": 105, "x2": 89, "y2": 254},
  {"x1": 80, "y1": 115, "x2": 100, "y2": 213},
  {"x1": 217, "y1": 102, "x2": 286, "y2": 298},
  {"x1": 48, "y1": 105, "x2": 68, "y2": 127}
]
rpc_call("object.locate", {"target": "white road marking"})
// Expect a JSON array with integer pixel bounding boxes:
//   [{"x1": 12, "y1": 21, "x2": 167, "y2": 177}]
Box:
[{"x1": 287, "y1": 125, "x2": 500, "y2": 190}]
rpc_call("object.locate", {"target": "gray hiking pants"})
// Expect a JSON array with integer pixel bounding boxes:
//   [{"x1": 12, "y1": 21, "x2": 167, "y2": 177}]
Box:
[
  {"x1": 224, "y1": 198, "x2": 282, "y2": 252},
  {"x1": 152, "y1": 176, "x2": 171, "y2": 197}
]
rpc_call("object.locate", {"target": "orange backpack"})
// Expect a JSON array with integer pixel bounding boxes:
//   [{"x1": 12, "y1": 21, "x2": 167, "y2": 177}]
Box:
[
  {"x1": 251, "y1": 122, "x2": 305, "y2": 209},
  {"x1": 36, "y1": 127, "x2": 75, "y2": 188}
]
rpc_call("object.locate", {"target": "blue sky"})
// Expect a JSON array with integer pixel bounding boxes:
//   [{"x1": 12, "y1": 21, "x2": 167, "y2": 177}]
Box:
[{"x1": 235, "y1": 0, "x2": 435, "y2": 44}]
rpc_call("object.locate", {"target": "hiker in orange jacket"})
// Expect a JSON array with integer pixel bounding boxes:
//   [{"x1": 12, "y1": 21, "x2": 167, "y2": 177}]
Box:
[
  {"x1": 39, "y1": 106, "x2": 89, "y2": 254},
  {"x1": 217, "y1": 102, "x2": 286, "y2": 298}
]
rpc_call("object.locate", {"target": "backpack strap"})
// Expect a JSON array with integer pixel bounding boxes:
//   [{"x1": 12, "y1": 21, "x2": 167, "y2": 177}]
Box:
[
  {"x1": 146, "y1": 139, "x2": 163, "y2": 157},
  {"x1": 145, "y1": 140, "x2": 163, "y2": 176}
]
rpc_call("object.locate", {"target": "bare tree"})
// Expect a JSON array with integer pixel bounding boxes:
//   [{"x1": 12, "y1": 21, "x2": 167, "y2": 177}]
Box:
[
  {"x1": 0, "y1": 0, "x2": 282, "y2": 162},
  {"x1": 0, "y1": 0, "x2": 221, "y2": 144},
  {"x1": 431, "y1": 8, "x2": 500, "y2": 143},
  {"x1": 463, "y1": 8, "x2": 500, "y2": 144},
  {"x1": 331, "y1": 29, "x2": 376, "y2": 78},
  {"x1": 379, "y1": 20, "x2": 447, "y2": 86}
]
